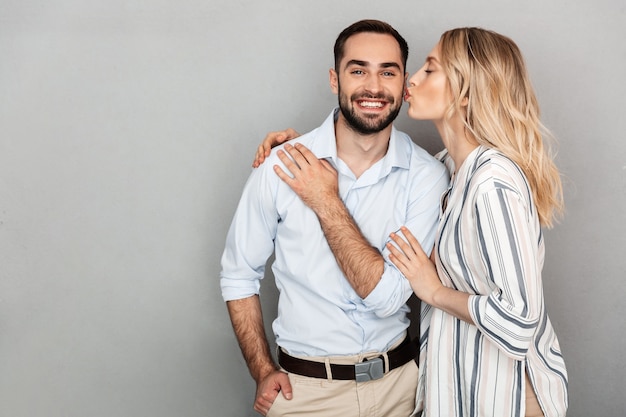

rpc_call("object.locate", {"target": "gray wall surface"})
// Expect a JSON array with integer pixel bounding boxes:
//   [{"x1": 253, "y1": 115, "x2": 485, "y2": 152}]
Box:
[{"x1": 1, "y1": 1, "x2": 624, "y2": 416}]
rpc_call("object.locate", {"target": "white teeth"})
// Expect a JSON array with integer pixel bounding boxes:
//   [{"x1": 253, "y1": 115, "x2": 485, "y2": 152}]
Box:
[{"x1": 360, "y1": 101, "x2": 384, "y2": 108}]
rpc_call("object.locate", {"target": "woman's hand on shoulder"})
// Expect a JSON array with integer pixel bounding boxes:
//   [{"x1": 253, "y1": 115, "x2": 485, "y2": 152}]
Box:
[{"x1": 252, "y1": 128, "x2": 301, "y2": 168}]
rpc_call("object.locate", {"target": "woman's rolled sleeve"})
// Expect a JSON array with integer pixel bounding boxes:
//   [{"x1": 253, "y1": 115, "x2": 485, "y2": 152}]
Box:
[{"x1": 469, "y1": 187, "x2": 543, "y2": 359}]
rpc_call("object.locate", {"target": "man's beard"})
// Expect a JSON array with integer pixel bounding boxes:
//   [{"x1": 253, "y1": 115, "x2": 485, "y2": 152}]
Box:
[{"x1": 337, "y1": 84, "x2": 402, "y2": 135}]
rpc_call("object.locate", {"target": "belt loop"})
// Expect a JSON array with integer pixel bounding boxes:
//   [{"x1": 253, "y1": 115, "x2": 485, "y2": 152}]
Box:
[
  {"x1": 382, "y1": 352, "x2": 390, "y2": 373},
  {"x1": 324, "y1": 357, "x2": 333, "y2": 382}
]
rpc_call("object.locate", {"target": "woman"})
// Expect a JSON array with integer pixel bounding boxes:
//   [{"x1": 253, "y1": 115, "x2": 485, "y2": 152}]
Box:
[{"x1": 254, "y1": 28, "x2": 568, "y2": 417}]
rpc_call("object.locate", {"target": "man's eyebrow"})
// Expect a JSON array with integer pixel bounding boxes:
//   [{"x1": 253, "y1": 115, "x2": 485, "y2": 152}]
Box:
[
  {"x1": 345, "y1": 59, "x2": 369, "y2": 67},
  {"x1": 380, "y1": 62, "x2": 402, "y2": 70},
  {"x1": 345, "y1": 59, "x2": 402, "y2": 70}
]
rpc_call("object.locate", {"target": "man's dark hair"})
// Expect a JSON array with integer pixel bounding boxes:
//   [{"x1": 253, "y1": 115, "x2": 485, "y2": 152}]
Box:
[{"x1": 334, "y1": 19, "x2": 409, "y2": 72}]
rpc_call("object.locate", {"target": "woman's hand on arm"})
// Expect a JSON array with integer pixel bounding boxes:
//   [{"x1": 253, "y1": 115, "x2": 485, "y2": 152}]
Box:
[
  {"x1": 387, "y1": 226, "x2": 442, "y2": 304},
  {"x1": 388, "y1": 226, "x2": 473, "y2": 324},
  {"x1": 252, "y1": 128, "x2": 301, "y2": 168}
]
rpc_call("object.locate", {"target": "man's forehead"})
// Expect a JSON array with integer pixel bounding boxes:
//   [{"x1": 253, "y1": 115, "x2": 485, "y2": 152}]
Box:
[{"x1": 341, "y1": 33, "x2": 403, "y2": 69}]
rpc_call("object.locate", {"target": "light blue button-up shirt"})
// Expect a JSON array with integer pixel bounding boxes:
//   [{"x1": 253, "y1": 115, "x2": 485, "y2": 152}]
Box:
[{"x1": 220, "y1": 109, "x2": 449, "y2": 357}]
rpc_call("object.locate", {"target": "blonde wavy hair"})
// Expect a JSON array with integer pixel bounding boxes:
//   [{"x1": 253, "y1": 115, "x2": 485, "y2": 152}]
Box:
[{"x1": 439, "y1": 28, "x2": 563, "y2": 227}]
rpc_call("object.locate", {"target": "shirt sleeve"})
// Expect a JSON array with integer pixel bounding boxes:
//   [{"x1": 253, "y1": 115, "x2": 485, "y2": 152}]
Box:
[
  {"x1": 220, "y1": 164, "x2": 279, "y2": 301},
  {"x1": 364, "y1": 163, "x2": 450, "y2": 317},
  {"x1": 468, "y1": 187, "x2": 543, "y2": 360}
]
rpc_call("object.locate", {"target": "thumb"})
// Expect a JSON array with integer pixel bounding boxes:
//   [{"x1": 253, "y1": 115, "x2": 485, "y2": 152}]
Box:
[
  {"x1": 320, "y1": 159, "x2": 337, "y2": 174},
  {"x1": 280, "y1": 375, "x2": 293, "y2": 400}
]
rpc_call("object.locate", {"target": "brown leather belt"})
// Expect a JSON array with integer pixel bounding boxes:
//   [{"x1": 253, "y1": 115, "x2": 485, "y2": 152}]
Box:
[{"x1": 277, "y1": 335, "x2": 418, "y2": 382}]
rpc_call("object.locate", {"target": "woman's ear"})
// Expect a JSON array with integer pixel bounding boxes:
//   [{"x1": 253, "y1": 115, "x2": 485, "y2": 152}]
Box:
[{"x1": 461, "y1": 96, "x2": 469, "y2": 107}]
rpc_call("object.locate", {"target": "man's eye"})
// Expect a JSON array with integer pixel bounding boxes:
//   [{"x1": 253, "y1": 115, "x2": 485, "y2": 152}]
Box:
[
  {"x1": 352, "y1": 70, "x2": 364, "y2": 75},
  {"x1": 382, "y1": 71, "x2": 396, "y2": 77}
]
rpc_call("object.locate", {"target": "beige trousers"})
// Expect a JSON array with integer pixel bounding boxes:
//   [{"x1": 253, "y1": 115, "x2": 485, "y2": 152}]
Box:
[{"x1": 267, "y1": 358, "x2": 418, "y2": 417}]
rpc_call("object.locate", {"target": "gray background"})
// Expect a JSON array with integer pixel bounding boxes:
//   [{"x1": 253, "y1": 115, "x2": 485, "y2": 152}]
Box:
[{"x1": 0, "y1": 1, "x2": 624, "y2": 416}]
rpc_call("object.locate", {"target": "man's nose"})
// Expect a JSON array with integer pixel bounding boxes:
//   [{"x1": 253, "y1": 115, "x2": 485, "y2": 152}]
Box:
[{"x1": 364, "y1": 75, "x2": 383, "y2": 93}]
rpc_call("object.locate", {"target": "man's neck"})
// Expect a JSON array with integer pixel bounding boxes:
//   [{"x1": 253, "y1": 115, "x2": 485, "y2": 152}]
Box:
[{"x1": 334, "y1": 116, "x2": 392, "y2": 178}]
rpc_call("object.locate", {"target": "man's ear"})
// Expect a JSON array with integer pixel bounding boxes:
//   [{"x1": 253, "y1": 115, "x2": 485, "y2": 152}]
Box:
[
  {"x1": 329, "y1": 68, "x2": 338, "y2": 94},
  {"x1": 404, "y1": 72, "x2": 409, "y2": 97}
]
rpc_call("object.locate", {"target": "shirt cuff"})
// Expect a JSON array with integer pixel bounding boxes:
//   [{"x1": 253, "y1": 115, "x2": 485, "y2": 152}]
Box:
[
  {"x1": 220, "y1": 277, "x2": 261, "y2": 302},
  {"x1": 363, "y1": 263, "x2": 413, "y2": 317}
]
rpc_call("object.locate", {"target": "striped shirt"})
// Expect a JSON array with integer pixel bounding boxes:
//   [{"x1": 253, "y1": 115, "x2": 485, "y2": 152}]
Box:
[{"x1": 415, "y1": 146, "x2": 568, "y2": 417}]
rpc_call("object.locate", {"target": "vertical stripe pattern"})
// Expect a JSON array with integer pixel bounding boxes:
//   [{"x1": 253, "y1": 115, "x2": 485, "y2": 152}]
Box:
[{"x1": 415, "y1": 146, "x2": 568, "y2": 417}]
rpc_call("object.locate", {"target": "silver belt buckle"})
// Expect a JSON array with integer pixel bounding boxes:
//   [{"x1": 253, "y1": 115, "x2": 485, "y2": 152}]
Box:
[{"x1": 354, "y1": 357, "x2": 384, "y2": 382}]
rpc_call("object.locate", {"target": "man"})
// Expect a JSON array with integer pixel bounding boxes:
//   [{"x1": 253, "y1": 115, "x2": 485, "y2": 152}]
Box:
[{"x1": 220, "y1": 20, "x2": 449, "y2": 416}]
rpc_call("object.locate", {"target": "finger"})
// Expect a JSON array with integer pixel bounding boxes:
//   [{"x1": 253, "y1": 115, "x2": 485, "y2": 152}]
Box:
[
  {"x1": 273, "y1": 164, "x2": 296, "y2": 185},
  {"x1": 254, "y1": 390, "x2": 276, "y2": 416},
  {"x1": 284, "y1": 143, "x2": 310, "y2": 167},
  {"x1": 387, "y1": 241, "x2": 407, "y2": 264},
  {"x1": 253, "y1": 402, "x2": 269, "y2": 416},
  {"x1": 253, "y1": 145, "x2": 267, "y2": 168},
  {"x1": 260, "y1": 136, "x2": 274, "y2": 154},
  {"x1": 319, "y1": 159, "x2": 332, "y2": 169},
  {"x1": 278, "y1": 375, "x2": 293, "y2": 400},
  {"x1": 259, "y1": 143, "x2": 268, "y2": 159},
  {"x1": 263, "y1": 131, "x2": 285, "y2": 149},
  {"x1": 284, "y1": 128, "x2": 300, "y2": 140},
  {"x1": 399, "y1": 226, "x2": 426, "y2": 257},
  {"x1": 319, "y1": 158, "x2": 338, "y2": 175},
  {"x1": 389, "y1": 232, "x2": 416, "y2": 258},
  {"x1": 387, "y1": 242, "x2": 410, "y2": 274},
  {"x1": 276, "y1": 149, "x2": 301, "y2": 174},
  {"x1": 292, "y1": 142, "x2": 318, "y2": 164},
  {"x1": 257, "y1": 132, "x2": 286, "y2": 165}
]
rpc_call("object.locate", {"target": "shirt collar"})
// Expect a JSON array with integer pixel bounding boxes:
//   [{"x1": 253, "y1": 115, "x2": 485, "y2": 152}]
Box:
[
  {"x1": 307, "y1": 108, "x2": 339, "y2": 161},
  {"x1": 384, "y1": 124, "x2": 410, "y2": 171},
  {"x1": 310, "y1": 108, "x2": 410, "y2": 172}
]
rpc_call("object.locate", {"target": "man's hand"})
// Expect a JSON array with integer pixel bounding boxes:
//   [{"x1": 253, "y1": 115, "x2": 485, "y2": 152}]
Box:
[
  {"x1": 226, "y1": 297, "x2": 292, "y2": 415},
  {"x1": 273, "y1": 142, "x2": 383, "y2": 298},
  {"x1": 254, "y1": 370, "x2": 292, "y2": 416},
  {"x1": 274, "y1": 142, "x2": 339, "y2": 213}
]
